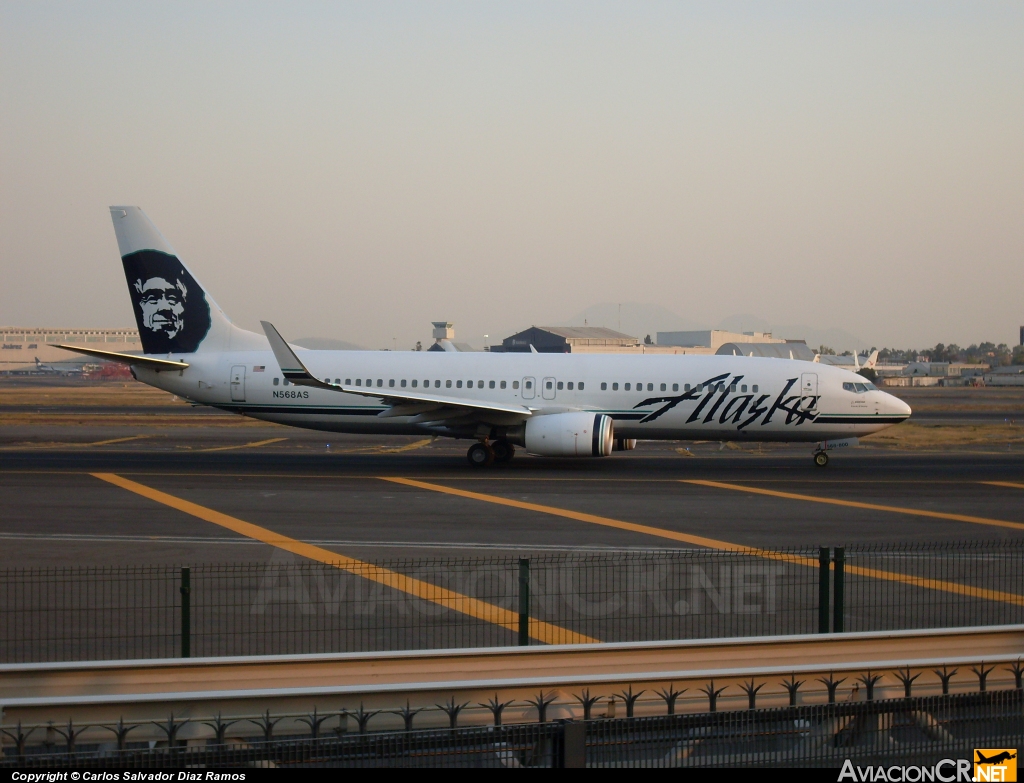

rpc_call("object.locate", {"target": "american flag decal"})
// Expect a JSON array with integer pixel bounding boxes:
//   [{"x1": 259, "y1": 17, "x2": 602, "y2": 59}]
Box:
[{"x1": 253, "y1": 365, "x2": 265, "y2": 372}]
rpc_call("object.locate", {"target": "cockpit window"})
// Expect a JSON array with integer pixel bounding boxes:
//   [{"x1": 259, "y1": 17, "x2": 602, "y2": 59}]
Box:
[{"x1": 844, "y1": 381, "x2": 877, "y2": 393}]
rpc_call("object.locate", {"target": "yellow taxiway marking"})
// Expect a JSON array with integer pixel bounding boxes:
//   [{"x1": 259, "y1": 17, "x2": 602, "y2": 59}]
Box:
[
  {"x1": 983, "y1": 481, "x2": 1024, "y2": 491},
  {"x1": 85, "y1": 435, "x2": 151, "y2": 447},
  {"x1": 380, "y1": 438, "x2": 434, "y2": 453},
  {"x1": 381, "y1": 477, "x2": 756, "y2": 551},
  {"x1": 683, "y1": 480, "x2": 1024, "y2": 533},
  {"x1": 90, "y1": 473, "x2": 592, "y2": 645},
  {"x1": 0, "y1": 435, "x2": 151, "y2": 451},
  {"x1": 199, "y1": 437, "x2": 289, "y2": 453},
  {"x1": 383, "y1": 477, "x2": 1024, "y2": 608}
]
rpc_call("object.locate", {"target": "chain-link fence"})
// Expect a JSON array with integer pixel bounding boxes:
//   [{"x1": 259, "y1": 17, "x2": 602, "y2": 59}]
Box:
[{"x1": 2, "y1": 541, "x2": 1023, "y2": 663}]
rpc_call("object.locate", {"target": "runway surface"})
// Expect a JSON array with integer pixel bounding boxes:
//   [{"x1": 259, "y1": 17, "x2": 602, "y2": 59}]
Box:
[{"x1": 3, "y1": 422, "x2": 1024, "y2": 569}]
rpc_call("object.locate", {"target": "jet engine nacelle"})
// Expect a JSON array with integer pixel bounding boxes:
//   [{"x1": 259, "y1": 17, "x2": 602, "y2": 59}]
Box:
[{"x1": 519, "y1": 412, "x2": 614, "y2": 457}]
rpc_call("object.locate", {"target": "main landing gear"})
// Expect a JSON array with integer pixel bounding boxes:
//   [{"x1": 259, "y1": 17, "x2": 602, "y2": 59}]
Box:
[
  {"x1": 813, "y1": 451, "x2": 829, "y2": 468},
  {"x1": 467, "y1": 440, "x2": 515, "y2": 468}
]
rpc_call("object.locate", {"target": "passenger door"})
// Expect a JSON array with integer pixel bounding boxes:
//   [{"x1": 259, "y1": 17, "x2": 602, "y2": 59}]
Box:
[
  {"x1": 542, "y1": 377, "x2": 556, "y2": 400},
  {"x1": 230, "y1": 365, "x2": 246, "y2": 402},
  {"x1": 522, "y1": 377, "x2": 536, "y2": 400}
]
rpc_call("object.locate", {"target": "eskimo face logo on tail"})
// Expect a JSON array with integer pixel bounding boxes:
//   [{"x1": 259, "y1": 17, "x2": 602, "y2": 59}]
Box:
[{"x1": 122, "y1": 250, "x2": 211, "y2": 354}]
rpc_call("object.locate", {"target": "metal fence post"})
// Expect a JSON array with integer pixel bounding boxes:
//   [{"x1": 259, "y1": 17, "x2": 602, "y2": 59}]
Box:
[
  {"x1": 180, "y1": 567, "x2": 191, "y2": 658},
  {"x1": 518, "y1": 558, "x2": 530, "y2": 646},
  {"x1": 833, "y1": 548, "x2": 845, "y2": 633},
  {"x1": 558, "y1": 721, "x2": 586, "y2": 768},
  {"x1": 818, "y1": 547, "x2": 830, "y2": 634}
]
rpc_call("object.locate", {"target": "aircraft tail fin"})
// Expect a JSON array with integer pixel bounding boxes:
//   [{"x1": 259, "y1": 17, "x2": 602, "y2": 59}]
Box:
[
  {"x1": 863, "y1": 350, "x2": 879, "y2": 370},
  {"x1": 109, "y1": 207, "x2": 261, "y2": 355}
]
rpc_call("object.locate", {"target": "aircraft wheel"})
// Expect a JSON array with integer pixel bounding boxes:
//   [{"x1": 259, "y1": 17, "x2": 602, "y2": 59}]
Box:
[
  {"x1": 814, "y1": 451, "x2": 829, "y2": 468},
  {"x1": 492, "y1": 440, "x2": 515, "y2": 463},
  {"x1": 467, "y1": 442, "x2": 495, "y2": 468}
]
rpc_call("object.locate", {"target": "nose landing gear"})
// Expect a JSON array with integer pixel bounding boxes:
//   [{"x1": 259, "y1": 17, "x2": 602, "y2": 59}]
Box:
[{"x1": 813, "y1": 451, "x2": 829, "y2": 468}]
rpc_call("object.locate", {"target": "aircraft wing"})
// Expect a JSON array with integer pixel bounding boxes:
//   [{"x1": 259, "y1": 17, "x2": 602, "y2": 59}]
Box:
[
  {"x1": 56, "y1": 344, "x2": 190, "y2": 371},
  {"x1": 261, "y1": 321, "x2": 533, "y2": 419}
]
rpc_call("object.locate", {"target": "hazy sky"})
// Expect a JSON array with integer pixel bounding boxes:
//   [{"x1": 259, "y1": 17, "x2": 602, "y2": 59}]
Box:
[{"x1": 1, "y1": 2, "x2": 1021, "y2": 350}]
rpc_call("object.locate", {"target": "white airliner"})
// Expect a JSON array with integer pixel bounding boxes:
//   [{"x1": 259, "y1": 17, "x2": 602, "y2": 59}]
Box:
[{"x1": 61, "y1": 207, "x2": 911, "y2": 467}]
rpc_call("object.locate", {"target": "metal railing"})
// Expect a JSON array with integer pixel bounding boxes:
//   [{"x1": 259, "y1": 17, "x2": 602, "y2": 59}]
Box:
[
  {"x1": 2, "y1": 541, "x2": 1023, "y2": 663},
  {"x1": 3, "y1": 690, "x2": 1021, "y2": 768}
]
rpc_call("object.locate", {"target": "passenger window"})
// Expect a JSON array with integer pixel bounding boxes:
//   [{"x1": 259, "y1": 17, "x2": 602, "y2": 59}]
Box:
[
  {"x1": 401, "y1": 380, "x2": 407, "y2": 387},
  {"x1": 489, "y1": 380, "x2": 495, "y2": 389},
  {"x1": 513, "y1": 381, "x2": 520, "y2": 389},
  {"x1": 684, "y1": 384, "x2": 690, "y2": 391},
  {"x1": 377, "y1": 379, "x2": 383, "y2": 387},
  {"x1": 636, "y1": 382, "x2": 642, "y2": 390},
  {"x1": 433, "y1": 380, "x2": 439, "y2": 387},
  {"x1": 546, "y1": 381, "x2": 553, "y2": 390},
  {"x1": 457, "y1": 380, "x2": 463, "y2": 388},
  {"x1": 567, "y1": 382, "x2": 573, "y2": 390},
  {"x1": 446, "y1": 380, "x2": 452, "y2": 388},
  {"x1": 601, "y1": 382, "x2": 607, "y2": 390},
  {"x1": 672, "y1": 383, "x2": 679, "y2": 392},
  {"x1": 389, "y1": 379, "x2": 395, "y2": 387},
  {"x1": 335, "y1": 379, "x2": 340, "y2": 385},
  {"x1": 729, "y1": 384, "x2": 736, "y2": 393},
  {"x1": 345, "y1": 378, "x2": 351, "y2": 385},
  {"x1": 273, "y1": 377, "x2": 279, "y2": 386},
  {"x1": 696, "y1": 384, "x2": 702, "y2": 392},
  {"x1": 752, "y1": 385, "x2": 759, "y2": 393},
  {"x1": 365, "y1": 379, "x2": 371, "y2": 386},
  {"x1": 556, "y1": 381, "x2": 563, "y2": 390},
  {"x1": 741, "y1": 384, "x2": 747, "y2": 393},
  {"x1": 624, "y1": 383, "x2": 631, "y2": 391},
  {"x1": 648, "y1": 383, "x2": 654, "y2": 391},
  {"x1": 325, "y1": 378, "x2": 330, "y2": 384},
  {"x1": 500, "y1": 381, "x2": 506, "y2": 389},
  {"x1": 525, "y1": 380, "x2": 532, "y2": 389},
  {"x1": 612, "y1": 383, "x2": 618, "y2": 390},
  {"x1": 478, "y1": 380, "x2": 484, "y2": 388},
  {"x1": 578, "y1": 382, "x2": 584, "y2": 390},
  {"x1": 411, "y1": 380, "x2": 417, "y2": 388}
]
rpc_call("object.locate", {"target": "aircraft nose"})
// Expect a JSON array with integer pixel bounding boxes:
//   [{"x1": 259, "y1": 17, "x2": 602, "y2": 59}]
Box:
[{"x1": 885, "y1": 393, "x2": 911, "y2": 419}]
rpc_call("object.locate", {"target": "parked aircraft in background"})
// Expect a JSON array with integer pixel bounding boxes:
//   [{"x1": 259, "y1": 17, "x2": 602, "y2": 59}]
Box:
[
  {"x1": 33, "y1": 357, "x2": 84, "y2": 375},
  {"x1": 60, "y1": 207, "x2": 911, "y2": 467},
  {"x1": 814, "y1": 350, "x2": 879, "y2": 371}
]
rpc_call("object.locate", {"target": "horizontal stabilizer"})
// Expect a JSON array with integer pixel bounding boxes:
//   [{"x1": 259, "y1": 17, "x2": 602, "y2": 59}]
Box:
[{"x1": 55, "y1": 345, "x2": 189, "y2": 371}]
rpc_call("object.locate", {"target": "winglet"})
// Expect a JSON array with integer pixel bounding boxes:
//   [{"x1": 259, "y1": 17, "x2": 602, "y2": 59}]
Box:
[{"x1": 260, "y1": 321, "x2": 331, "y2": 389}]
